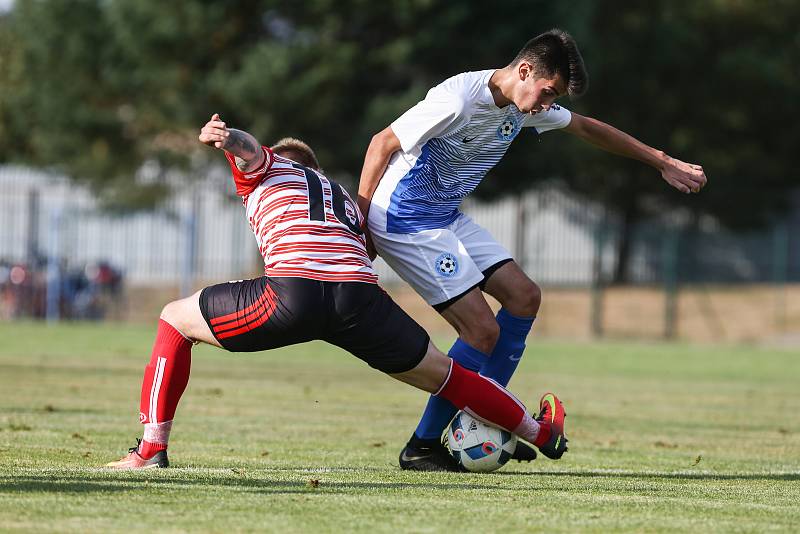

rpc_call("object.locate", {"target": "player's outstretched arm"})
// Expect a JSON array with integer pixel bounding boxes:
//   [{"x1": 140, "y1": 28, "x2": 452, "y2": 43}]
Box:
[
  {"x1": 563, "y1": 113, "x2": 707, "y2": 194},
  {"x1": 198, "y1": 113, "x2": 265, "y2": 173}
]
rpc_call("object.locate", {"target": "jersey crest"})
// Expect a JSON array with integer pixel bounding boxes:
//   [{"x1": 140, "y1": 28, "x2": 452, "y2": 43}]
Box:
[{"x1": 496, "y1": 116, "x2": 521, "y2": 142}]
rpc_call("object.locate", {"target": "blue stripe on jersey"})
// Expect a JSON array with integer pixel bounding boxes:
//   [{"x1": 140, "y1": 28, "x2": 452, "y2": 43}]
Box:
[
  {"x1": 387, "y1": 141, "x2": 460, "y2": 233},
  {"x1": 386, "y1": 134, "x2": 512, "y2": 233}
]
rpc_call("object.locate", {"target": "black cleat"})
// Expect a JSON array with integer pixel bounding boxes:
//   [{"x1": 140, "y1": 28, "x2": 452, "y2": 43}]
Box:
[
  {"x1": 399, "y1": 440, "x2": 463, "y2": 472},
  {"x1": 511, "y1": 440, "x2": 538, "y2": 462}
]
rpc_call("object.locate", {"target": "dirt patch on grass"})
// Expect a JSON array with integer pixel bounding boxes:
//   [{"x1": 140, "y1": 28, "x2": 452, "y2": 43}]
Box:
[
  {"x1": 121, "y1": 281, "x2": 800, "y2": 345},
  {"x1": 385, "y1": 283, "x2": 800, "y2": 344}
]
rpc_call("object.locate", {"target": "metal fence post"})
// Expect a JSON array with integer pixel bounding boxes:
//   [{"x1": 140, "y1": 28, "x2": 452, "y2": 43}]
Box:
[
  {"x1": 591, "y1": 214, "x2": 606, "y2": 338},
  {"x1": 180, "y1": 192, "x2": 200, "y2": 298},
  {"x1": 26, "y1": 188, "x2": 40, "y2": 262},
  {"x1": 773, "y1": 222, "x2": 789, "y2": 332},
  {"x1": 515, "y1": 194, "x2": 527, "y2": 272},
  {"x1": 46, "y1": 208, "x2": 63, "y2": 323},
  {"x1": 663, "y1": 227, "x2": 679, "y2": 340}
]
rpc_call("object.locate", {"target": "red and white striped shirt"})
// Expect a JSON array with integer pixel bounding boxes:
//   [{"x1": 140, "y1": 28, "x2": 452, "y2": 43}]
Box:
[{"x1": 225, "y1": 146, "x2": 378, "y2": 284}]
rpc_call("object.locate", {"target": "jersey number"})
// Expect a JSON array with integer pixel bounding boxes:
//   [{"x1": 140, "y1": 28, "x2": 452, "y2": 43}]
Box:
[{"x1": 292, "y1": 163, "x2": 363, "y2": 235}]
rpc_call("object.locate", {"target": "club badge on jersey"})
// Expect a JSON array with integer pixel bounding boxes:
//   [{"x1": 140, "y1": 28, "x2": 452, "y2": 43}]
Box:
[
  {"x1": 435, "y1": 252, "x2": 459, "y2": 277},
  {"x1": 496, "y1": 116, "x2": 521, "y2": 142}
]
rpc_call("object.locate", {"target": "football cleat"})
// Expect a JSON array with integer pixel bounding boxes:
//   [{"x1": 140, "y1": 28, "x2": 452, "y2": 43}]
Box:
[
  {"x1": 399, "y1": 441, "x2": 464, "y2": 472},
  {"x1": 536, "y1": 392, "x2": 568, "y2": 460},
  {"x1": 105, "y1": 439, "x2": 169, "y2": 469},
  {"x1": 511, "y1": 440, "x2": 538, "y2": 462}
]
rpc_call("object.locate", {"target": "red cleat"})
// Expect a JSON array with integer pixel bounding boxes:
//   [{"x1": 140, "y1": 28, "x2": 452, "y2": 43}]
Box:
[
  {"x1": 105, "y1": 439, "x2": 169, "y2": 469},
  {"x1": 535, "y1": 392, "x2": 568, "y2": 460}
]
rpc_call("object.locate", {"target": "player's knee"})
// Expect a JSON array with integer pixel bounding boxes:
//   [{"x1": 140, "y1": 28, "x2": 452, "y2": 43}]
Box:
[
  {"x1": 508, "y1": 281, "x2": 541, "y2": 317},
  {"x1": 160, "y1": 298, "x2": 200, "y2": 337},
  {"x1": 160, "y1": 289, "x2": 205, "y2": 333},
  {"x1": 159, "y1": 300, "x2": 185, "y2": 330},
  {"x1": 463, "y1": 318, "x2": 500, "y2": 354},
  {"x1": 523, "y1": 281, "x2": 542, "y2": 316}
]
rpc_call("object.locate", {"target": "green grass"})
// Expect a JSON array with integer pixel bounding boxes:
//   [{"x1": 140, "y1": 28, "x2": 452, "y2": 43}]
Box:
[{"x1": 1, "y1": 322, "x2": 799, "y2": 533}]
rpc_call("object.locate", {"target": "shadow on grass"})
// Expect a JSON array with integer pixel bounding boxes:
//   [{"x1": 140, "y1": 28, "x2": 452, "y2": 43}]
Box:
[
  {"x1": 502, "y1": 470, "x2": 800, "y2": 481},
  {"x1": 4, "y1": 468, "x2": 797, "y2": 496},
  {"x1": 0, "y1": 472, "x2": 502, "y2": 495}
]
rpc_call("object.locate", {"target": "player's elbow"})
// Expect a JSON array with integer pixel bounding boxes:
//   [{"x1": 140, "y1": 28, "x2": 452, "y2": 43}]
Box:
[{"x1": 370, "y1": 127, "x2": 401, "y2": 157}]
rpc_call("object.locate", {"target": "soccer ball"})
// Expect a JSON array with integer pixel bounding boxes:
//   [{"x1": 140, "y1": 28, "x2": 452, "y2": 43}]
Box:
[{"x1": 447, "y1": 411, "x2": 518, "y2": 473}]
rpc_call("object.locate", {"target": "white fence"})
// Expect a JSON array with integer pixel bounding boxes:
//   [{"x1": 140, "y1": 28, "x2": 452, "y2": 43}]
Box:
[{"x1": 0, "y1": 165, "x2": 622, "y2": 288}]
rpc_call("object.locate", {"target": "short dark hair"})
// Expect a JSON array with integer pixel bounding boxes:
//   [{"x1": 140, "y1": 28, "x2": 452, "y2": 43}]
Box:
[
  {"x1": 271, "y1": 137, "x2": 321, "y2": 171},
  {"x1": 511, "y1": 29, "x2": 588, "y2": 98}
]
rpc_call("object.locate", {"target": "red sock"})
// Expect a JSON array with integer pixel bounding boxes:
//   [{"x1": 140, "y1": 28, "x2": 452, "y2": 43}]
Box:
[
  {"x1": 138, "y1": 440, "x2": 167, "y2": 459},
  {"x1": 139, "y1": 319, "x2": 193, "y2": 426},
  {"x1": 435, "y1": 361, "x2": 527, "y2": 432},
  {"x1": 533, "y1": 421, "x2": 551, "y2": 447}
]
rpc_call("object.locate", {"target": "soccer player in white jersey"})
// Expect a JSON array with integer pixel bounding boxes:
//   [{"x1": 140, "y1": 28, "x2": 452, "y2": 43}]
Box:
[
  {"x1": 106, "y1": 114, "x2": 569, "y2": 469},
  {"x1": 358, "y1": 29, "x2": 707, "y2": 471}
]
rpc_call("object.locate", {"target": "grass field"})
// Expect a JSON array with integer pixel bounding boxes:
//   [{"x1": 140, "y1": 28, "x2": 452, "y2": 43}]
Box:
[{"x1": 1, "y1": 322, "x2": 799, "y2": 532}]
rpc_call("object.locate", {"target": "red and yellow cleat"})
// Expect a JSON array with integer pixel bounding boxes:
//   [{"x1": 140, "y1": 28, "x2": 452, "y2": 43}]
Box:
[
  {"x1": 536, "y1": 392, "x2": 568, "y2": 460},
  {"x1": 105, "y1": 440, "x2": 169, "y2": 469}
]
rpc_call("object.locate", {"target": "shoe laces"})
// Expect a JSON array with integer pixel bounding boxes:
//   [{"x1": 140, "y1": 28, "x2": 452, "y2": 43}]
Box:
[{"x1": 128, "y1": 438, "x2": 142, "y2": 454}]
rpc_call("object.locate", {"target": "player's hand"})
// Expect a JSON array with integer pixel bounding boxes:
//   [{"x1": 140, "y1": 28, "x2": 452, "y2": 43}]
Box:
[
  {"x1": 364, "y1": 228, "x2": 378, "y2": 261},
  {"x1": 198, "y1": 113, "x2": 230, "y2": 149},
  {"x1": 356, "y1": 194, "x2": 378, "y2": 261},
  {"x1": 661, "y1": 156, "x2": 707, "y2": 194}
]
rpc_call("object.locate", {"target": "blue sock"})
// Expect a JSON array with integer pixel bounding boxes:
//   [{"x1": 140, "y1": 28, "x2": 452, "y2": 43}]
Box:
[
  {"x1": 412, "y1": 338, "x2": 488, "y2": 441},
  {"x1": 480, "y1": 308, "x2": 535, "y2": 387}
]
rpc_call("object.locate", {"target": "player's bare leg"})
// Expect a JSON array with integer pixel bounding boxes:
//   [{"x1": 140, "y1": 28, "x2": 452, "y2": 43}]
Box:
[
  {"x1": 105, "y1": 291, "x2": 214, "y2": 469},
  {"x1": 438, "y1": 288, "x2": 500, "y2": 355},
  {"x1": 159, "y1": 291, "x2": 220, "y2": 348},
  {"x1": 481, "y1": 261, "x2": 541, "y2": 319}
]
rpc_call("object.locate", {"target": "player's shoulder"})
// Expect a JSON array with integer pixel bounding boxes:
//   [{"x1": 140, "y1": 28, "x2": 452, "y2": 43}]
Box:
[
  {"x1": 523, "y1": 102, "x2": 572, "y2": 129},
  {"x1": 433, "y1": 70, "x2": 492, "y2": 101},
  {"x1": 424, "y1": 70, "x2": 493, "y2": 120}
]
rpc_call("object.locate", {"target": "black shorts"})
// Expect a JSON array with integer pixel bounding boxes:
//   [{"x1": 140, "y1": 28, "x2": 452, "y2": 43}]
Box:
[{"x1": 199, "y1": 277, "x2": 429, "y2": 374}]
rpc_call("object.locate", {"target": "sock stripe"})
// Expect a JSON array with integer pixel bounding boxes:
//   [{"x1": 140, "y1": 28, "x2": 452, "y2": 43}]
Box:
[
  {"x1": 433, "y1": 359, "x2": 454, "y2": 397},
  {"x1": 149, "y1": 356, "x2": 167, "y2": 424}
]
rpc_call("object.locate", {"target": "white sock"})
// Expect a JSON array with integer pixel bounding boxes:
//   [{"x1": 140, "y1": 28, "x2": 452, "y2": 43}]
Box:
[
  {"x1": 143, "y1": 420, "x2": 172, "y2": 444},
  {"x1": 513, "y1": 413, "x2": 541, "y2": 443}
]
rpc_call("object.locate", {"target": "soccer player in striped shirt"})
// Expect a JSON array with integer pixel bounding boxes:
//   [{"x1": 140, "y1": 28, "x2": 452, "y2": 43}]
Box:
[
  {"x1": 106, "y1": 114, "x2": 568, "y2": 469},
  {"x1": 358, "y1": 29, "x2": 707, "y2": 470}
]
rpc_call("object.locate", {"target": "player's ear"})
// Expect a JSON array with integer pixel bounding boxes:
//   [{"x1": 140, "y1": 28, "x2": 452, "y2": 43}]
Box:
[{"x1": 517, "y1": 61, "x2": 532, "y2": 81}]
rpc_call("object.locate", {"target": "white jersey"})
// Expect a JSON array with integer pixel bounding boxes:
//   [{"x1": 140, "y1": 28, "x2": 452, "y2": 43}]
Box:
[
  {"x1": 370, "y1": 69, "x2": 572, "y2": 234},
  {"x1": 226, "y1": 147, "x2": 377, "y2": 284}
]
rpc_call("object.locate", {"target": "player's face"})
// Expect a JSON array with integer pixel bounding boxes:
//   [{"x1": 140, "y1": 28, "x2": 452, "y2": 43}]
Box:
[{"x1": 515, "y1": 64, "x2": 566, "y2": 115}]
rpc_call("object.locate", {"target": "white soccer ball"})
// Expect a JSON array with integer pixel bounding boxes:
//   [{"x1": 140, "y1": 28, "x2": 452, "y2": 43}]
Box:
[{"x1": 447, "y1": 411, "x2": 518, "y2": 473}]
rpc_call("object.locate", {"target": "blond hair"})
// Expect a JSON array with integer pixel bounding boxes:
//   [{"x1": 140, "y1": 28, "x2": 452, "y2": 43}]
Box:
[{"x1": 271, "y1": 137, "x2": 321, "y2": 171}]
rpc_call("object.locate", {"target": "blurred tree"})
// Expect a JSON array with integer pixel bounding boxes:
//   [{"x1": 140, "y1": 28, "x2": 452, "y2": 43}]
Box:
[
  {"x1": 0, "y1": 0, "x2": 575, "y2": 203},
  {"x1": 525, "y1": 0, "x2": 800, "y2": 281},
  {"x1": 0, "y1": 0, "x2": 797, "y2": 281}
]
